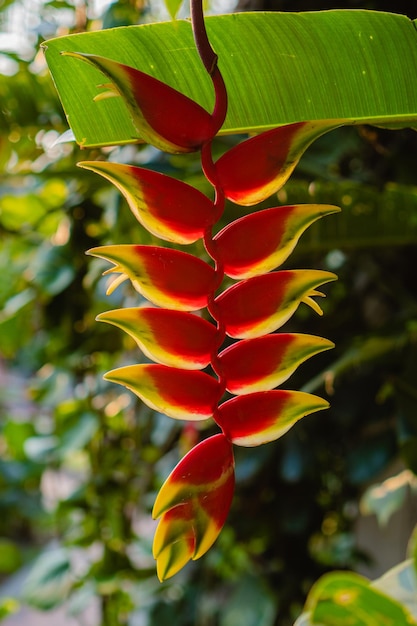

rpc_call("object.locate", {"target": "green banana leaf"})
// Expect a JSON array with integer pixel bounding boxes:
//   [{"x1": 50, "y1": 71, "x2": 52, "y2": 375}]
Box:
[{"x1": 42, "y1": 10, "x2": 417, "y2": 148}]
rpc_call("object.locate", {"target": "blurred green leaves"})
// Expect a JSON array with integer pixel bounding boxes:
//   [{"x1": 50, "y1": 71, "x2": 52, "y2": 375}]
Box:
[
  {"x1": 164, "y1": 0, "x2": 184, "y2": 19},
  {"x1": 0, "y1": 598, "x2": 19, "y2": 621},
  {"x1": 23, "y1": 547, "x2": 72, "y2": 610},
  {"x1": 0, "y1": 539, "x2": 23, "y2": 575},
  {"x1": 361, "y1": 470, "x2": 417, "y2": 526},
  {"x1": 220, "y1": 574, "x2": 276, "y2": 626}
]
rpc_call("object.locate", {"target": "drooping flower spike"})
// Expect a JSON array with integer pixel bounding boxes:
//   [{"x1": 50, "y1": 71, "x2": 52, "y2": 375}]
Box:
[{"x1": 75, "y1": 0, "x2": 339, "y2": 581}]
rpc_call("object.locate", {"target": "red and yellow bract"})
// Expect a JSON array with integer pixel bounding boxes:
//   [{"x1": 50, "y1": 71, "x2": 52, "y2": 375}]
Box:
[
  {"x1": 216, "y1": 390, "x2": 330, "y2": 447},
  {"x1": 104, "y1": 363, "x2": 221, "y2": 420},
  {"x1": 88, "y1": 245, "x2": 217, "y2": 311},
  {"x1": 215, "y1": 204, "x2": 340, "y2": 279},
  {"x1": 152, "y1": 434, "x2": 234, "y2": 581},
  {"x1": 63, "y1": 52, "x2": 220, "y2": 153},
  {"x1": 218, "y1": 333, "x2": 334, "y2": 394},
  {"x1": 79, "y1": 161, "x2": 215, "y2": 244},
  {"x1": 215, "y1": 269, "x2": 337, "y2": 339},
  {"x1": 215, "y1": 120, "x2": 341, "y2": 205},
  {"x1": 97, "y1": 307, "x2": 217, "y2": 369}
]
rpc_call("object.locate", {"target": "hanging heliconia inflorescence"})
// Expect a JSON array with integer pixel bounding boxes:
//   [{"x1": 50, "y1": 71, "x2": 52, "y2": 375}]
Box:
[{"x1": 66, "y1": 0, "x2": 339, "y2": 581}]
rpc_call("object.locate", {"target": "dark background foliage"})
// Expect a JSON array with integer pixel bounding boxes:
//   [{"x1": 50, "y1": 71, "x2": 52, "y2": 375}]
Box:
[{"x1": 237, "y1": 0, "x2": 417, "y2": 18}]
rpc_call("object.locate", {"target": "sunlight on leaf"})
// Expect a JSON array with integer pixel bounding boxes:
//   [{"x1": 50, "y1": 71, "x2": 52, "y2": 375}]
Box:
[
  {"x1": 164, "y1": 0, "x2": 184, "y2": 19},
  {"x1": 360, "y1": 469, "x2": 417, "y2": 526},
  {"x1": 44, "y1": 12, "x2": 417, "y2": 148},
  {"x1": 305, "y1": 570, "x2": 417, "y2": 626}
]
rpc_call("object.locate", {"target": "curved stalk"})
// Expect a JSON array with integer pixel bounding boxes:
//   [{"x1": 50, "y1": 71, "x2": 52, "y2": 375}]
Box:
[
  {"x1": 190, "y1": 0, "x2": 228, "y2": 132},
  {"x1": 201, "y1": 142, "x2": 227, "y2": 403},
  {"x1": 191, "y1": 0, "x2": 229, "y2": 412}
]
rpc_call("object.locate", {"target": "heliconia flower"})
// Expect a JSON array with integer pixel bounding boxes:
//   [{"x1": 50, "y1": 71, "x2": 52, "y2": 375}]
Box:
[
  {"x1": 218, "y1": 333, "x2": 334, "y2": 395},
  {"x1": 152, "y1": 434, "x2": 235, "y2": 581},
  {"x1": 215, "y1": 269, "x2": 337, "y2": 339},
  {"x1": 78, "y1": 162, "x2": 215, "y2": 244},
  {"x1": 87, "y1": 245, "x2": 217, "y2": 310},
  {"x1": 78, "y1": 10, "x2": 341, "y2": 581},
  {"x1": 104, "y1": 363, "x2": 221, "y2": 420},
  {"x1": 62, "y1": 52, "x2": 219, "y2": 153},
  {"x1": 215, "y1": 120, "x2": 341, "y2": 206},
  {"x1": 214, "y1": 204, "x2": 341, "y2": 279},
  {"x1": 216, "y1": 390, "x2": 329, "y2": 446},
  {"x1": 97, "y1": 307, "x2": 217, "y2": 370}
]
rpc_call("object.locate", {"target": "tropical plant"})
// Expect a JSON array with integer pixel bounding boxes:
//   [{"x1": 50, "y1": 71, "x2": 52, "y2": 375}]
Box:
[
  {"x1": 2, "y1": 0, "x2": 417, "y2": 624},
  {"x1": 56, "y1": 2, "x2": 342, "y2": 580}
]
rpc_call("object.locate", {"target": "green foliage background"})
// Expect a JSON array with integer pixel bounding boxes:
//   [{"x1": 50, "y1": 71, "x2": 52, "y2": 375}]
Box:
[{"x1": 1, "y1": 1, "x2": 417, "y2": 625}]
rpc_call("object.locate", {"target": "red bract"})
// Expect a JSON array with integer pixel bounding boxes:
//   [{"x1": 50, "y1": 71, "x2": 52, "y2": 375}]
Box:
[
  {"x1": 82, "y1": 7, "x2": 339, "y2": 580},
  {"x1": 104, "y1": 364, "x2": 221, "y2": 420},
  {"x1": 97, "y1": 308, "x2": 217, "y2": 369},
  {"x1": 218, "y1": 333, "x2": 334, "y2": 394},
  {"x1": 215, "y1": 269, "x2": 337, "y2": 339},
  {"x1": 215, "y1": 204, "x2": 340, "y2": 279},
  {"x1": 63, "y1": 52, "x2": 219, "y2": 153},
  {"x1": 78, "y1": 162, "x2": 215, "y2": 244},
  {"x1": 152, "y1": 434, "x2": 235, "y2": 581},
  {"x1": 216, "y1": 390, "x2": 329, "y2": 447},
  {"x1": 87, "y1": 245, "x2": 217, "y2": 310},
  {"x1": 215, "y1": 120, "x2": 341, "y2": 205}
]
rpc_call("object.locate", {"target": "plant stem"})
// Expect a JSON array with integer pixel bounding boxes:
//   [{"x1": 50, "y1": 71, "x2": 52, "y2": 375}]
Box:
[
  {"x1": 190, "y1": 0, "x2": 228, "y2": 130},
  {"x1": 190, "y1": 0, "x2": 217, "y2": 74},
  {"x1": 190, "y1": 0, "x2": 229, "y2": 410}
]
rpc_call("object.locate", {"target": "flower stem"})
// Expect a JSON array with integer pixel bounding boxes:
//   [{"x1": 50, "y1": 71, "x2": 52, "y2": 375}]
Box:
[
  {"x1": 191, "y1": 0, "x2": 228, "y2": 407},
  {"x1": 190, "y1": 0, "x2": 228, "y2": 131},
  {"x1": 190, "y1": 0, "x2": 218, "y2": 74}
]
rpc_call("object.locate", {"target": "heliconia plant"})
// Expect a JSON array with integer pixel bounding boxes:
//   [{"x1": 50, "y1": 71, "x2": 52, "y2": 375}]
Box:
[{"x1": 64, "y1": 0, "x2": 339, "y2": 581}]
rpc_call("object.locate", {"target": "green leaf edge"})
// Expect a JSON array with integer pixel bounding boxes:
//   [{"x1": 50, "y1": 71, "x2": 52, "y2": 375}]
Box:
[
  {"x1": 42, "y1": 10, "x2": 417, "y2": 148},
  {"x1": 294, "y1": 559, "x2": 417, "y2": 626}
]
